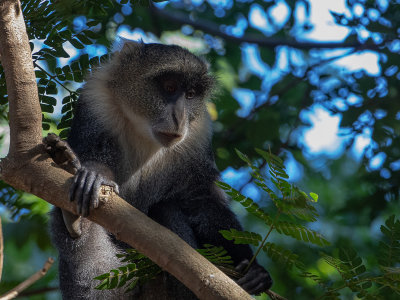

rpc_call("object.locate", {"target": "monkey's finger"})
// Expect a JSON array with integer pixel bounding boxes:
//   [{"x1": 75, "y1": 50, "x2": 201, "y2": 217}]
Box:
[
  {"x1": 69, "y1": 169, "x2": 84, "y2": 201},
  {"x1": 70, "y1": 157, "x2": 81, "y2": 171},
  {"x1": 73, "y1": 169, "x2": 88, "y2": 215},
  {"x1": 239, "y1": 275, "x2": 263, "y2": 292},
  {"x1": 236, "y1": 267, "x2": 258, "y2": 286},
  {"x1": 91, "y1": 175, "x2": 103, "y2": 209},
  {"x1": 235, "y1": 259, "x2": 249, "y2": 273},
  {"x1": 248, "y1": 281, "x2": 268, "y2": 295},
  {"x1": 81, "y1": 171, "x2": 97, "y2": 217}
]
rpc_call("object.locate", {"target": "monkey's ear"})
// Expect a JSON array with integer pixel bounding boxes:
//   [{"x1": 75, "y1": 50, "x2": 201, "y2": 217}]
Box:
[
  {"x1": 112, "y1": 37, "x2": 143, "y2": 54},
  {"x1": 121, "y1": 41, "x2": 143, "y2": 55}
]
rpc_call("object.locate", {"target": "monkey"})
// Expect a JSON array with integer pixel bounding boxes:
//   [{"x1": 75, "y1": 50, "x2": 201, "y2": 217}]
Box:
[{"x1": 48, "y1": 41, "x2": 273, "y2": 299}]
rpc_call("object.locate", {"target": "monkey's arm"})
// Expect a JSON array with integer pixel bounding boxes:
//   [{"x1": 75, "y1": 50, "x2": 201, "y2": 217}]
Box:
[
  {"x1": 44, "y1": 133, "x2": 119, "y2": 237},
  {"x1": 183, "y1": 186, "x2": 273, "y2": 295}
]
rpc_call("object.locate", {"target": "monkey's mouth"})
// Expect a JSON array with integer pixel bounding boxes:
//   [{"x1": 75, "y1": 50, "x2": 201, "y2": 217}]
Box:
[{"x1": 155, "y1": 131, "x2": 183, "y2": 147}]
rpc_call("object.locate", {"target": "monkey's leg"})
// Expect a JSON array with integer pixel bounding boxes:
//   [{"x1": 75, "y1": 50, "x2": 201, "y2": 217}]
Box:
[
  {"x1": 50, "y1": 207, "x2": 128, "y2": 299},
  {"x1": 43, "y1": 133, "x2": 84, "y2": 238}
]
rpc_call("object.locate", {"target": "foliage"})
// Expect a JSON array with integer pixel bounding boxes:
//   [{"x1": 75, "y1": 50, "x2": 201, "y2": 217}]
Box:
[
  {"x1": 219, "y1": 150, "x2": 400, "y2": 298},
  {"x1": 301, "y1": 215, "x2": 400, "y2": 299},
  {"x1": 94, "y1": 244, "x2": 238, "y2": 292},
  {"x1": 217, "y1": 149, "x2": 329, "y2": 271},
  {"x1": 196, "y1": 244, "x2": 234, "y2": 267},
  {"x1": 0, "y1": 0, "x2": 399, "y2": 299},
  {"x1": 94, "y1": 249, "x2": 162, "y2": 293}
]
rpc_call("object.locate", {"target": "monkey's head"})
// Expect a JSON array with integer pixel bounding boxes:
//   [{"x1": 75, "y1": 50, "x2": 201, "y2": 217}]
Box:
[{"x1": 98, "y1": 42, "x2": 215, "y2": 150}]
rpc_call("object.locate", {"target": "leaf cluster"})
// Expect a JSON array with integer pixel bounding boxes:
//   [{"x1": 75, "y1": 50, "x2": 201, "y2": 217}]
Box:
[
  {"x1": 301, "y1": 215, "x2": 400, "y2": 299},
  {"x1": 216, "y1": 148, "x2": 328, "y2": 272},
  {"x1": 95, "y1": 249, "x2": 162, "y2": 293}
]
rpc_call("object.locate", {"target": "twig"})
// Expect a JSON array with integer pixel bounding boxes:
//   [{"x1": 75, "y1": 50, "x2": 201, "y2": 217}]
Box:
[
  {"x1": 33, "y1": 62, "x2": 74, "y2": 94},
  {"x1": 248, "y1": 48, "x2": 357, "y2": 119},
  {"x1": 149, "y1": 5, "x2": 381, "y2": 50},
  {"x1": 266, "y1": 289, "x2": 289, "y2": 300},
  {"x1": 0, "y1": 258, "x2": 54, "y2": 300}
]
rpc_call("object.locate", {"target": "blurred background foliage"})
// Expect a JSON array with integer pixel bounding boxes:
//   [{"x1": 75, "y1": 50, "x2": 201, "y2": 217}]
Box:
[{"x1": 0, "y1": 0, "x2": 399, "y2": 299}]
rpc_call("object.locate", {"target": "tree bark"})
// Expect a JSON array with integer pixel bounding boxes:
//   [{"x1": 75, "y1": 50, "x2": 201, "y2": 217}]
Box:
[{"x1": 0, "y1": 1, "x2": 252, "y2": 299}]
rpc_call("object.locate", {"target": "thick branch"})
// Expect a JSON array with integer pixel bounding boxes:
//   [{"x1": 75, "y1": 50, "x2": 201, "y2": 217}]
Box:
[
  {"x1": 0, "y1": 0, "x2": 42, "y2": 154},
  {"x1": 0, "y1": 258, "x2": 54, "y2": 300},
  {"x1": 150, "y1": 5, "x2": 380, "y2": 50},
  {"x1": 0, "y1": 1, "x2": 251, "y2": 299}
]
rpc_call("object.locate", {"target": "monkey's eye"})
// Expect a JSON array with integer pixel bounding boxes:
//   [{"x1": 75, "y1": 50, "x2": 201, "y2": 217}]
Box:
[
  {"x1": 186, "y1": 90, "x2": 196, "y2": 99},
  {"x1": 163, "y1": 80, "x2": 178, "y2": 94}
]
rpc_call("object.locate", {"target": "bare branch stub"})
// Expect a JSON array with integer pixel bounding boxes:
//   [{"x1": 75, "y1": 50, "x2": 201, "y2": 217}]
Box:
[{"x1": 0, "y1": 258, "x2": 55, "y2": 300}]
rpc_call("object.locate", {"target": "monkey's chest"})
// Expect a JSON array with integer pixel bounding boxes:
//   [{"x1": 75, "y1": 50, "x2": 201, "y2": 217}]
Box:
[{"x1": 118, "y1": 169, "x2": 179, "y2": 213}]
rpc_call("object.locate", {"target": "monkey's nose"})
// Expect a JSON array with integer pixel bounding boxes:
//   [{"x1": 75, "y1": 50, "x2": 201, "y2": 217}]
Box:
[{"x1": 155, "y1": 131, "x2": 183, "y2": 147}]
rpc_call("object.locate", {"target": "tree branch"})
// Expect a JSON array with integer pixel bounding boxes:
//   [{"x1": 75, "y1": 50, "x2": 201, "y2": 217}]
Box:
[
  {"x1": 0, "y1": 258, "x2": 54, "y2": 300},
  {"x1": 0, "y1": 1, "x2": 252, "y2": 299},
  {"x1": 149, "y1": 5, "x2": 381, "y2": 50}
]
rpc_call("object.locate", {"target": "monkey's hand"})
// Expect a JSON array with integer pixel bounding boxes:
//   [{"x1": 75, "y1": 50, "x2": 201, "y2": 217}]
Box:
[
  {"x1": 235, "y1": 259, "x2": 273, "y2": 295},
  {"x1": 43, "y1": 133, "x2": 81, "y2": 174},
  {"x1": 70, "y1": 166, "x2": 119, "y2": 217}
]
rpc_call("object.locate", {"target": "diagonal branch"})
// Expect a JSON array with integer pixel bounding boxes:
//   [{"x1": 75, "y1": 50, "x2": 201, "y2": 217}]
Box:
[
  {"x1": 0, "y1": 258, "x2": 54, "y2": 300},
  {"x1": 0, "y1": 1, "x2": 251, "y2": 299},
  {"x1": 149, "y1": 5, "x2": 381, "y2": 50}
]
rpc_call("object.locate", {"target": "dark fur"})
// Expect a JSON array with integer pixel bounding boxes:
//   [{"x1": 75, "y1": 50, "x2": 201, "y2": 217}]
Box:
[{"x1": 50, "y1": 42, "x2": 272, "y2": 299}]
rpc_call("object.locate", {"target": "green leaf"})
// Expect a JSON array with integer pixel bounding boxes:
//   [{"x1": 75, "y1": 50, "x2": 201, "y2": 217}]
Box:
[
  {"x1": 263, "y1": 242, "x2": 303, "y2": 269},
  {"x1": 219, "y1": 229, "x2": 262, "y2": 246},
  {"x1": 109, "y1": 269, "x2": 119, "y2": 289},
  {"x1": 79, "y1": 54, "x2": 90, "y2": 69},
  {"x1": 95, "y1": 279, "x2": 109, "y2": 290},
  {"x1": 59, "y1": 129, "x2": 70, "y2": 139},
  {"x1": 126, "y1": 278, "x2": 139, "y2": 292},
  {"x1": 61, "y1": 102, "x2": 73, "y2": 114},
  {"x1": 59, "y1": 29, "x2": 72, "y2": 39},
  {"x1": 35, "y1": 70, "x2": 47, "y2": 78},
  {"x1": 69, "y1": 38, "x2": 84, "y2": 49},
  {"x1": 215, "y1": 181, "x2": 231, "y2": 190},
  {"x1": 86, "y1": 20, "x2": 101, "y2": 27},
  {"x1": 94, "y1": 273, "x2": 110, "y2": 280},
  {"x1": 61, "y1": 65, "x2": 73, "y2": 81},
  {"x1": 46, "y1": 84, "x2": 58, "y2": 95},
  {"x1": 309, "y1": 192, "x2": 319, "y2": 202},
  {"x1": 216, "y1": 181, "x2": 273, "y2": 225},
  {"x1": 379, "y1": 215, "x2": 400, "y2": 268},
  {"x1": 76, "y1": 33, "x2": 93, "y2": 45},
  {"x1": 40, "y1": 103, "x2": 54, "y2": 113},
  {"x1": 197, "y1": 244, "x2": 234, "y2": 266},
  {"x1": 83, "y1": 29, "x2": 101, "y2": 39},
  {"x1": 41, "y1": 95, "x2": 57, "y2": 106},
  {"x1": 235, "y1": 148, "x2": 251, "y2": 164}
]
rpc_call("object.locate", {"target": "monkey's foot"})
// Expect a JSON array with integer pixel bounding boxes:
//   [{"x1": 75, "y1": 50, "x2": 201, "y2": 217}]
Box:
[
  {"x1": 235, "y1": 259, "x2": 273, "y2": 295},
  {"x1": 70, "y1": 167, "x2": 120, "y2": 217},
  {"x1": 43, "y1": 133, "x2": 81, "y2": 174}
]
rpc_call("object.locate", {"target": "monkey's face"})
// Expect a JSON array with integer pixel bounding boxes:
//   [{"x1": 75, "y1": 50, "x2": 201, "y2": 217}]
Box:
[
  {"x1": 108, "y1": 43, "x2": 214, "y2": 149},
  {"x1": 146, "y1": 72, "x2": 209, "y2": 148}
]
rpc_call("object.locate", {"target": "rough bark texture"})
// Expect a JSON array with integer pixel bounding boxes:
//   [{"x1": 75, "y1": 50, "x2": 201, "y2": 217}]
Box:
[{"x1": 0, "y1": 1, "x2": 252, "y2": 299}]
